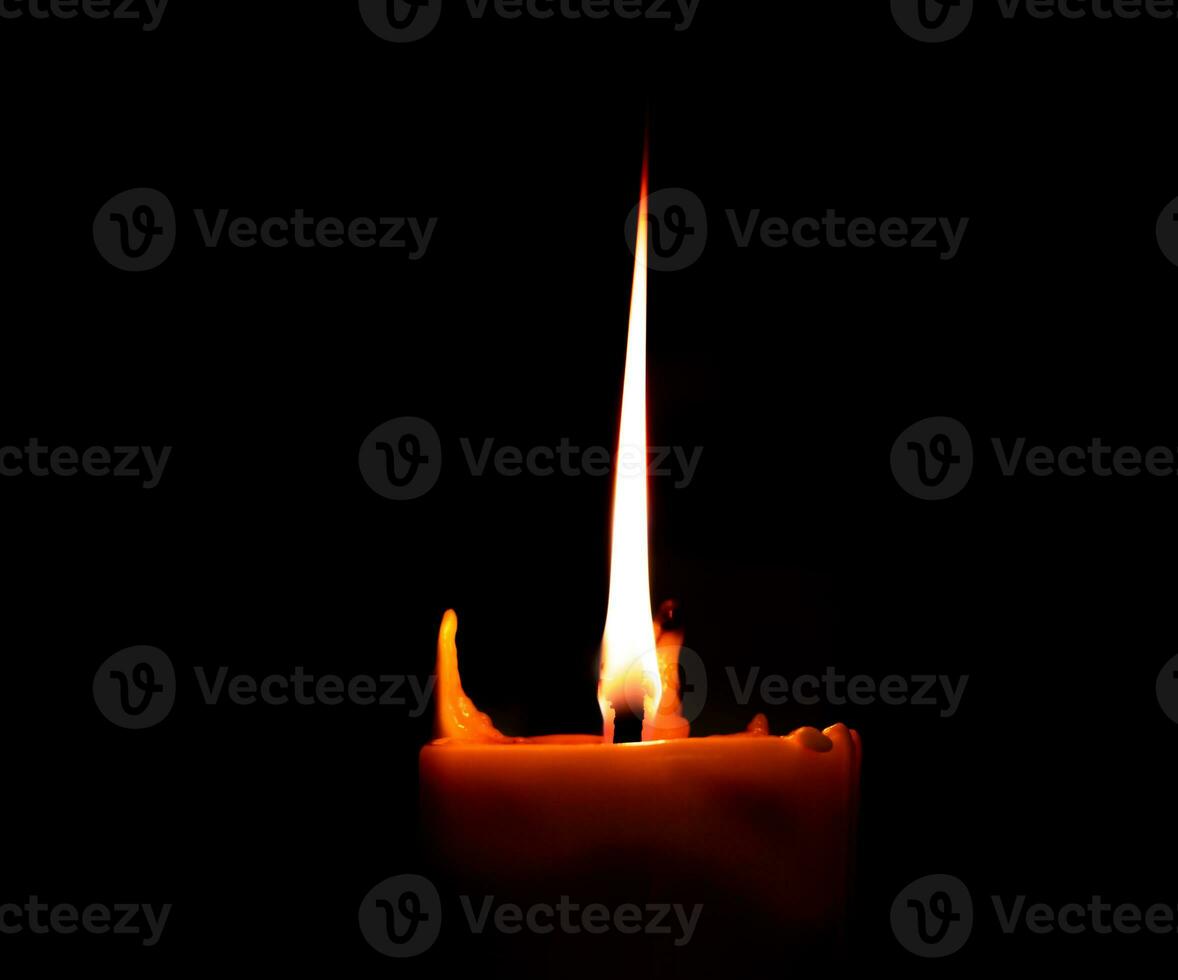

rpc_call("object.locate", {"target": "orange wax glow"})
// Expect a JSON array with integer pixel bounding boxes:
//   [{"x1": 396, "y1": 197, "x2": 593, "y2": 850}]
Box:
[{"x1": 418, "y1": 141, "x2": 861, "y2": 954}]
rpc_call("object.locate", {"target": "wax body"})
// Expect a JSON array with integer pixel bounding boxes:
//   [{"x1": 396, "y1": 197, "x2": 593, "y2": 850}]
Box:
[{"x1": 419, "y1": 724, "x2": 860, "y2": 941}]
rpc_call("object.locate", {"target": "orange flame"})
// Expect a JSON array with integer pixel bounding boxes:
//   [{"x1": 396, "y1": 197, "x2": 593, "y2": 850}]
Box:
[{"x1": 598, "y1": 146, "x2": 662, "y2": 741}]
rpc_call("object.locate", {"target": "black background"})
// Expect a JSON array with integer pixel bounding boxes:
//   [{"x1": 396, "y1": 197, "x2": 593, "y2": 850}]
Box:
[{"x1": 2, "y1": 0, "x2": 1176, "y2": 974}]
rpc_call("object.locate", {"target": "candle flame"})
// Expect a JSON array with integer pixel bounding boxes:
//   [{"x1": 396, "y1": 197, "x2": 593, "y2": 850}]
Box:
[{"x1": 598, "y1": 145, "x2": 662, "y2": 741}]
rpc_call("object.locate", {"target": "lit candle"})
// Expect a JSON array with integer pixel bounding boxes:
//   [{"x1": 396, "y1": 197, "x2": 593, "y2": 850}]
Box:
[{"x1": 418, "y1": 144, "x2": 860, "y2": 963}]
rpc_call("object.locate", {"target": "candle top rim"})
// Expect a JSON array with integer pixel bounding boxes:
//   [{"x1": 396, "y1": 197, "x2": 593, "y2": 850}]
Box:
[{"x1": 424, "y1": 722, "x2": 858, "y2": 754}]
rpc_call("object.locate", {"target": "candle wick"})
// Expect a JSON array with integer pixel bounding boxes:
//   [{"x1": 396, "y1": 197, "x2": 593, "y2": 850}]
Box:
[{"x1": 611, "y1": 701, "x2": 644, "y2": 744}]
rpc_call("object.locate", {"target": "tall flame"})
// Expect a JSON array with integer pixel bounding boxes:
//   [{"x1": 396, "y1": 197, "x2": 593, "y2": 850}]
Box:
[{"x1": 598, "y1": 145, "x2": 662, "y2": 742}]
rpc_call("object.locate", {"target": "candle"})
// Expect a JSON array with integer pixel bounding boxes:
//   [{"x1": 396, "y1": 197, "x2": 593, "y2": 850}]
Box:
[
  {"x1": 418, "y1": 144, "x2": 860, "y2": 967},
  {"x1": 421, "y1": 612, "x2": 861, "y2": 939}
]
